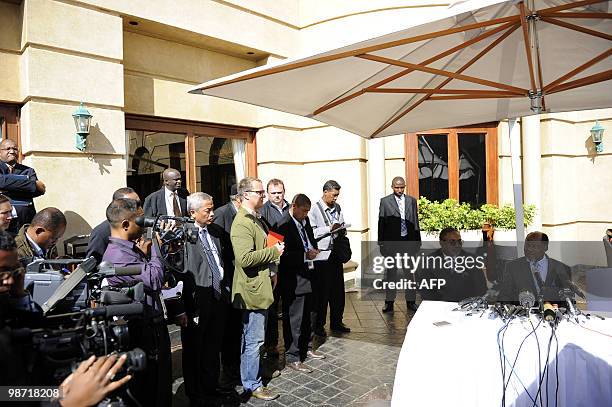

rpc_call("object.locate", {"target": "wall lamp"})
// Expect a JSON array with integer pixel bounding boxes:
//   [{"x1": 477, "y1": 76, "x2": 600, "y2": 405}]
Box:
[
  {"x1": 590, "y1": 121, "x2": 605, "y2": 153},
  {"x1": 73, "y1": 102, "x2": 92, "y2": 151}
]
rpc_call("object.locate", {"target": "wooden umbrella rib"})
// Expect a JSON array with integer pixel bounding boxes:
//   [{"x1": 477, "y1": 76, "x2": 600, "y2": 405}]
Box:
[
  {"x1": 370, "y1": 24, "x2": 519, "y2": 137},
  {"x1": 539, "y1": 0, "x2": 610, "y2": 14},
  {"x1": 547, "y1": 69, "x2": 612, "y2": 94},
  {"x1": 428, "y1": 94, "x2": 520, "y2": 100},
  {"x1": 198, "y1": 15, "x2": 520, "y2": 92},
  {"x1": 312, "y1": 21, "x2": 518, "y2": 116},
  {"x1": 358, "y1": 54, "x2": 528, "y2": 94},
  {"x1": 540, "y1": 16, "x2": 612, "y2": 41},
  {"x1": 540, "y1": 12, "x2": 612, "y2": 18},
  {"x1": 544, "y1": 48, "x2": 612, "y2": 92},
  {"x1": 519, "y1": 2, "x2": 538, "y2": 92},
  {"x1": 366, "y1": 88, "x2": 519, "y2": 95}
]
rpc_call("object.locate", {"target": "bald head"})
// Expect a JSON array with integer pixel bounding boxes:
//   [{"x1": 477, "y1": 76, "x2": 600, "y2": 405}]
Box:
[{"x1": 162, "y1": 168, "x2": 182, "y2": 192}]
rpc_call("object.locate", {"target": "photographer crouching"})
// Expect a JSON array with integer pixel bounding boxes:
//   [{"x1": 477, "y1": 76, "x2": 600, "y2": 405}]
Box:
[{"x1": 101, "y1": 198, "x2": 172, "y2": 407}]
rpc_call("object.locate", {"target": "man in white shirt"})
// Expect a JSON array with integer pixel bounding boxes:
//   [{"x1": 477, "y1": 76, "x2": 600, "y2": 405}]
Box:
[
  {"x1": 308, "y1": 180, "x2": 351, "y2": 335},
  {"x1": 143, "y1": 168, "x2": 187, "y2": 218}
]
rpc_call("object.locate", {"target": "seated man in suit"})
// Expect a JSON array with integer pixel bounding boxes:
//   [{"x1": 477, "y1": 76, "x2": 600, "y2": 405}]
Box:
[
  {"x1": 498, "y1": 231, "x2": 571, "y2": 302},
  {"x1": 418, "y1": 228, "x2": 487, "y2": 302},
  {"x1": 143, "y1": 168, "x2": 188, "y2": 218},
  {"x1": 277, "y1": 194, "x2": 323, "y2": 373}
]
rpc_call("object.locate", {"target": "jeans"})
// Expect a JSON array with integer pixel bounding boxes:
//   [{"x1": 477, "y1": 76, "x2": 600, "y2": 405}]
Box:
[{"x1": 240, "y1": 309, "x2": 267, "y2": 391}]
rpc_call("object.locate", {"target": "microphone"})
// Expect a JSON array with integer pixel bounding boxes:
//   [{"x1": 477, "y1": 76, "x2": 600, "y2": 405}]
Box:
[
  {"x1": 87, "y1": 303, "x2": 144, "y2": 318},
  {"x1": 542, "y1": 302, "x2": 557, "y2": 323},
  {"x1": 559, "y1": 288, "x2": 578, "y2": 316},
  {"x1": 519, "y1": 290, "x2": 536, "y2": 309},
  {"x1": 566, "y1": 280, "x2": 586, "y2": 300},
  {"x1": 98, "y1": 261, "x2": 142, "y2": 277}
]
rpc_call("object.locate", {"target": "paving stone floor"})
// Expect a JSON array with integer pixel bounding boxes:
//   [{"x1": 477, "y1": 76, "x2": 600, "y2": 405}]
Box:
[{"x1": 170, "y1": 289, "x2": 415, "y2": 406}]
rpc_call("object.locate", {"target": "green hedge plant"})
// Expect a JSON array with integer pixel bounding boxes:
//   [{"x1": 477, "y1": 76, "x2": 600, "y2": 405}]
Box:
[{"x1": 417, "y1": 197, "x2": 536, "y2": 233}]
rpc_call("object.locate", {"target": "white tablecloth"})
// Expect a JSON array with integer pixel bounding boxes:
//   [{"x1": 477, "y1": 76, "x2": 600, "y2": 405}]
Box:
[{"x1": 392, "y1": 301, "x2": 612, "y2": 407}]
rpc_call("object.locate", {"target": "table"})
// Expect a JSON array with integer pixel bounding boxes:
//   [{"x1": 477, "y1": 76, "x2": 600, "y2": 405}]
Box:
[{"x1": 392, "y1": 301, "x2": 612, "y2": 407}]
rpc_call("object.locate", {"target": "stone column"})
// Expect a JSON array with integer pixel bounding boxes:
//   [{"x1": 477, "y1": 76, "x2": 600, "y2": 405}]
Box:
[{"x1": 522, "y1": 114, "x2": 543, "y2": 232}]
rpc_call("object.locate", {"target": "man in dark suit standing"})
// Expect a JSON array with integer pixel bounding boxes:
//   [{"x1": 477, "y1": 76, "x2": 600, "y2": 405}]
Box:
[
  {"x1": 86, "y1": 187, "x2": 141, "y2": 264},
  {"x1": 212, "y1": 184, "x2": 242, "y2": 391},
  {"x1": 178, "y1": 192, "x2": 233, "y2": 405},
  {"x1": 498, "y1": 231, "x2": 571, "y2": 303},
  {"x1": 143, "y1": 168, "x2": 188, "y2": 217},
  {"x1": 0, "y1": 139, "x2": 46, "y2": 233},
  {"x1": 259, "y1": 178, "x2": 289, "y2": 357},
  {"x1": 277, "y1": 194, "x2": 324, "y2": 373},
  {"x1": 213, "y1": 184, "x2": 240, "y2": 235},
  {"x1": 378, "y1": 176, "x2": 421, "y2": 313}
]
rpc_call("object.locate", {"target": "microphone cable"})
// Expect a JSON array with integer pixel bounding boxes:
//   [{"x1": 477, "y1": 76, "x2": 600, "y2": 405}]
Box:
[
  {"x1": 532, "y1": 326, "x2": 555, "y2": 407},
  {"x1": 502, "y1": 317, "x2": 542, "y2": 405},
  {"x1": 497, "y1": 319, "x2": 511, "y2": 407},
  {"x1": 529, "y1": 317, "x2": 544, "y2": 407}
]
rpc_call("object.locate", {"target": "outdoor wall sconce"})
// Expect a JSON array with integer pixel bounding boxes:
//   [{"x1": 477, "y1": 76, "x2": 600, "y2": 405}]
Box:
[
  {"x1": 590, "y1": 121, "x2": 604, "y2": 153},
  {"x1": 72, "y1": 102, "x2": 92, "y2": 151}
]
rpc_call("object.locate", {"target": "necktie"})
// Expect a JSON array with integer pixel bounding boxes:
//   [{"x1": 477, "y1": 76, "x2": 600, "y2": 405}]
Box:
[
  {"x1": 531, "y1": 262, "x2": 544, "y2": 292},
  {"x1": 200, "y1": 228, "x2": 222, "y2": 298},
  {"x1": 7, "y1": 165, "x2": 13, "y2": 174},
  {"x1": 398, "y1": 197, "x2": 408, "y2": 237},
  {"x1": 172, "y1": 192, "x2": 181, "y2": 216},
  {"x1": 298, "y1": 223, "x2": 309, "y2": 252}
]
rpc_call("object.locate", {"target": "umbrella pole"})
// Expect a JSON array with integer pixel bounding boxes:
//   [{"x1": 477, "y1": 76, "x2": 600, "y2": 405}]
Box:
[{"x1": 509, "y1": 118, "x2": 525, "y2": 256}]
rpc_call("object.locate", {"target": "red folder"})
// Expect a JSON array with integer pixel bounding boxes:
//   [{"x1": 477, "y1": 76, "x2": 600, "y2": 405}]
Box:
[{"x1": 267, "y1": 231, "x2": 284, "y2": 247}]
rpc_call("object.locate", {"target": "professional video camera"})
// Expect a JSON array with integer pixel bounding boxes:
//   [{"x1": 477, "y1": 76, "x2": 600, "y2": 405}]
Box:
[
  {"x1": 135, "y1": 214, "x2": 198, "y2": 245},
  {"x1": 24, "y1": 256, "x2": 144, "y2": 314},
  {"x1": 12, "y1": 257, "x2": 149, "y2": 405}
]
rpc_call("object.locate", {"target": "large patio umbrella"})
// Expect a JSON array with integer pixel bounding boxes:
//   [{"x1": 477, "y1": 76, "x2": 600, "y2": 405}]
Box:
[{"x1": 190, "y1": 0, "x2": 611, "y2": 139}]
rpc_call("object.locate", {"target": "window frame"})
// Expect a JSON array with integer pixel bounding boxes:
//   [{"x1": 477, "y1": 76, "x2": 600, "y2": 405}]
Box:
[
  {"x1": 125, "y1": 114, "x2": 257, "y2": 193},
  {"x1": 404, "y1": 122, "x2": 498, "y2": 205}
]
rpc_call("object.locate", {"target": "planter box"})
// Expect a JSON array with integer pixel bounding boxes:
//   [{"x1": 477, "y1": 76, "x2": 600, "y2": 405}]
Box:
[{"x1": 421, "y1": 229, "x2": 518, "y2": 249}]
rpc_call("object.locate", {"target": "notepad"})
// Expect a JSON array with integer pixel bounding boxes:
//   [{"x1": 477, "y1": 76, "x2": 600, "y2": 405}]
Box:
[{"x1": 267, "y1": 231, "x2": 284, "y2": 248}]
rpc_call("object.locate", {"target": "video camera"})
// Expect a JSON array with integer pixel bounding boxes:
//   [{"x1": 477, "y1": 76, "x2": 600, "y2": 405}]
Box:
[
  {"x1": 24, "y1": 256, "x2": 144, "y2": 314},
  {"x1": 135, "y1": 214, "x2": 198, "y2": 245},
  {"x1": 12, "y1": 257, "x2": 149, "y2": 405}
]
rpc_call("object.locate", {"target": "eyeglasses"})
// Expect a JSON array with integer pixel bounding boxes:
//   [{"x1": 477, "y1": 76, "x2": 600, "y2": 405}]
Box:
[
  {"x1": 0, "y1": 147, "x2": 18, "y2": 152},
  {"x1": 246, "y1": 190, "x2": 266, "y2": 196}
]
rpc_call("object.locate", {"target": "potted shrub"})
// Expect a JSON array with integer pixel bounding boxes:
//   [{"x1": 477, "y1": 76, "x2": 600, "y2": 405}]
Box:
[{"x1": 417, "y1": 197, "x2": 536, "y2": 242}]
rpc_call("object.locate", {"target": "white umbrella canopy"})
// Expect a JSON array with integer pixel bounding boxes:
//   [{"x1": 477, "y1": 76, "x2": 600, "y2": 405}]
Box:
[{"x1": 190, "y1": 0, "x2": 611, "y2": 138}]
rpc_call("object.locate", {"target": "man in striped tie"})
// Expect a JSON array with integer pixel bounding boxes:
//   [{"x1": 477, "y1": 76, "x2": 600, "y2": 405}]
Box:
[{"x1": 179, "y1": 192, "x2": 233, "y2": 405}]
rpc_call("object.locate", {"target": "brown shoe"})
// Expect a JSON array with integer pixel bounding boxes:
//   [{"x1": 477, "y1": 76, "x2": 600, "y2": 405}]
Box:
[
  {"x1": 251, "y1": 386, "x2": 279, "y2": 401},
  {"x1": 307, "y1": 349, "x2": 326, "y2": 360},
  {"x1": 286, "y1": 361, "x2": 313, "y2": 373}
]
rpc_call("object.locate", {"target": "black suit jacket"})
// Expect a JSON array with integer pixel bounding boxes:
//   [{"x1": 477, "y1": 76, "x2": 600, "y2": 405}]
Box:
[
  {"x1": 143, "y1": 187, "x2": 188, "y2": 217},
  {"x1": 498, "y1": 255, "x2": 571, "y2": 302},
  {"x1": 0, "y1": 161, "x2": 42, "y2": 228},
  {"x1": 260, "y1": 200, "x2": 289, "y2": 231},
  {"x1": 378, "y1": 193, "x2": 421, "y2": 255},
  {"x1": 213, "y1": 201, "x2": 238, "y2": 235},
  {"x1": 179, "y1": 223, "x2": 234, "y2": 314},
  {"x1": 86, "y1": 220, "x2": 111, "y2": 264},
  {"x1": 417, "y1": 249, "x2": 487, "y2": 302},
  {"x1": 277, "y1": 213, "x2": 317, "y2": 296}
]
